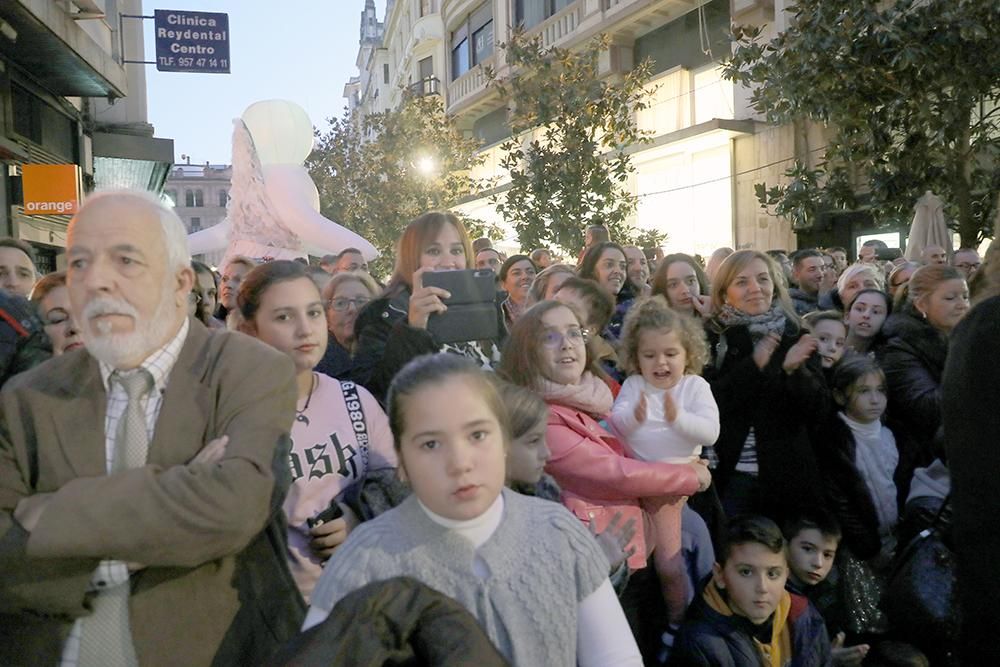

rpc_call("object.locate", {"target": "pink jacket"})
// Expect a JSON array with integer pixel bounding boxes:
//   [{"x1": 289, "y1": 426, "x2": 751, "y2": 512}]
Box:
[{"x1": 546, "y1": 403, "x2": 700, "y2": 569}]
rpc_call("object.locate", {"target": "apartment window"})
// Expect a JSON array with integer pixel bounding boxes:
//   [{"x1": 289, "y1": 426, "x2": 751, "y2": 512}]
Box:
[
  {"x1": 11, "y1": 83, "x2": 77, "y2": 161},
  {"x1": 185, "y1": 189, "x2": 204, "y2": 207},
  {"x1": 190, "y1": 217, "x2": 202, "y2": 232},
  {"x1": 420, "y1": 0, "x2": 434, "y2": 17},
  {"x1": 383, "y1": 63, "x2": 390, "y2": 84},
  {"x1": 218, "y1": 189, "x2": 228, "y2": 207},
  {"x1": 451, "y1": 3, "x2": 493, "y2": 80},
  {"x1": 515, "y1": 0, "x2": 574, "y2": 30},
  {"x1": 419, "y1": 56, "x2": 434, "y2": 81}
]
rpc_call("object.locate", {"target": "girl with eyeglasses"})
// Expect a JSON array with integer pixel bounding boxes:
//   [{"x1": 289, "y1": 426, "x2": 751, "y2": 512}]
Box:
[
  {"x1": 316, "y1": 271, "x2": 380, "y2": 381},
  {"x1": 499, "y1": 300, "x2": 705, "y2": 662}
]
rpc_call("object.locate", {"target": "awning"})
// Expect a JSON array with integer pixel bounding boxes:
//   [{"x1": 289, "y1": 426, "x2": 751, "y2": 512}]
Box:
[
  {"x1": 92, "y1": 132, "x2": 175, "y2": 192},
  {"x1": 0, "y1": 1, "x2": 126, "y2": 98}
]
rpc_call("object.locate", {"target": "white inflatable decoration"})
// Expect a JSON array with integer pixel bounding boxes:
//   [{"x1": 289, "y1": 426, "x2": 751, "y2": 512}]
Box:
[{"x1": 187, "y1": 99, "x2": 378, "y2": 265}]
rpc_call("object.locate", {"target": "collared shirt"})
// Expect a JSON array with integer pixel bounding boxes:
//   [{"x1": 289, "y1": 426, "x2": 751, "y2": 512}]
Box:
[{"x1": 61, "y1": 319, "x2": 190, "y2": 666}]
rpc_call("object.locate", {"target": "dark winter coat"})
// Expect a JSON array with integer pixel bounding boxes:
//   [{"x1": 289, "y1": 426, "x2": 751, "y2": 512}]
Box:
[
  {"x1": 350, "y1": 292, "x2": 438, "y2": 403},
  {"x1": 789, "y1": 287, "x2": 820, "y2": 316},
  {"x1": 811, "y1": 413, "x2": 918, "y2": 561},
  {"x1": 313, "y1": 336, "x2": 355, "y2": 382},
  {"x1": 0, "y1": 293, "x2": 51, "y2": 388},
  {"x1": 703, "y1": 320, "x2": 829, "y2": 520},
  {"x1": 876, "y1": 309, "x2": 948, "y2": 465},
  {"x1": 266, "y1": 577, "x2": 510, "y2": 667},
  {"x1": 943, "y1": 295, "x2": 1000, "y2": 665},
  {"x1": 671, "y1": 586, "x2": 832, "y2": 667}
]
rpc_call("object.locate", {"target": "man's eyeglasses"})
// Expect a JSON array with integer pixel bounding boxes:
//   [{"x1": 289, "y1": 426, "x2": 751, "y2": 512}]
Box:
[
  {"x1": 327, "y1": 297, "x2": 371, "y2": 312},
  {"x1": 541, "y1": 328, "x2": 588, "y2": 349}
]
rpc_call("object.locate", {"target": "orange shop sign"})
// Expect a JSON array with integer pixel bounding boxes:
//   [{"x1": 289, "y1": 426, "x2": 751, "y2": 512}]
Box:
[{"x1": 22, "y1": 164, "x2": 81, "y2": 216}]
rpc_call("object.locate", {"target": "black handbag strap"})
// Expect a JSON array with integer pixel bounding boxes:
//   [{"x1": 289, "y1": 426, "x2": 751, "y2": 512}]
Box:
[
  {"x1": 929, "y1": 493, "x2": 952, "y2": 533},
  {"x1": 890, "y1": 494, "x2": 952, "y2": 582},
  {"x1": 340, "y1": 380, "x2": 370, "y2": 471}
]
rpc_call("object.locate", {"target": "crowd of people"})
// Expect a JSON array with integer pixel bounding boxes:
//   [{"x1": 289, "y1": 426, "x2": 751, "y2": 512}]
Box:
[{"x1": 0, "y1": 190, "x2": 998, "y2": 667}]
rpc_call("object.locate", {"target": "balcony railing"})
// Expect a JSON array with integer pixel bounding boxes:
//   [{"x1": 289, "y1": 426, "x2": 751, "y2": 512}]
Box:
[
  {"x1": 446, "y1": 56, "x2": 494, "y2": 112},
  {"x1": 405, "y1": 77, "x2": 442, "y2": 98},
  {"x1": 537, "y1": 3, "x2": 582, "y2": 49}
]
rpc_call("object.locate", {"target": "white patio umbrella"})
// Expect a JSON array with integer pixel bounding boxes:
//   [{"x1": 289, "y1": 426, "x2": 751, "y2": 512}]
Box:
[{"x1": 904, "y1": 191, "x2": 953, "y2": 261}]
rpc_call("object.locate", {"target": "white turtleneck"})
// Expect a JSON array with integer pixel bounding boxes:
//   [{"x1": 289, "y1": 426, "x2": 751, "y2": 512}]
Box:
[
  {"x1": 838, "y1": 412, "x2": 899, "y2": 538},
  {"x1": 418, "y1": 494, "x2": 504, "y2": 578}
]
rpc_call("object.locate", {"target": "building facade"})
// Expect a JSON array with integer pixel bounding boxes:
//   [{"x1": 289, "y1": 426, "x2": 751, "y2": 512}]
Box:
[
  {"x1": 165, "y1": 161, "x2": 231, "y2": 267},
  {"x1": 0, "y1": 0, "x2": 173, "y2": 271},
  {"x1": 343, "y1": 0, "x2": 827, "y2": 256}
]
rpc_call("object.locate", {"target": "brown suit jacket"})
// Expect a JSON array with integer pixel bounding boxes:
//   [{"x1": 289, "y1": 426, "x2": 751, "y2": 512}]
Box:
[{"x1": 0, "y1": 319, "x2": 305, "y2": 666}]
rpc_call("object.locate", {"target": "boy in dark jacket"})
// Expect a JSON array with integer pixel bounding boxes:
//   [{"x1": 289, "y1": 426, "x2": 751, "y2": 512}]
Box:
[
  {"x1": 784, "y1": 513, "x2": 870, "y2": 666},
  {"x1": 671, "y1": 516, "x2": 831, "y2": 666}
]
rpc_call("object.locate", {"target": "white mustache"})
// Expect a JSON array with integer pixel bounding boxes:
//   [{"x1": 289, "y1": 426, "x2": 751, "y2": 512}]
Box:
[{"x1": 83, "y1": 297, "x2": 139, "y2": 321}]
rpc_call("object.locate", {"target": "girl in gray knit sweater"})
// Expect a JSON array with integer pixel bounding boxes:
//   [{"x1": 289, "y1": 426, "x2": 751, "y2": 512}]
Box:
[{"x1": 304, "y1": 354, "x2": 642, "y2": 666}]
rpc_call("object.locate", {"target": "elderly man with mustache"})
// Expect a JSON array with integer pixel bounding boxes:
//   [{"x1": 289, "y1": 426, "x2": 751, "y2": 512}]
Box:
[{"x1": 0, "y1": 190, "x2": 303, "y2": 666}]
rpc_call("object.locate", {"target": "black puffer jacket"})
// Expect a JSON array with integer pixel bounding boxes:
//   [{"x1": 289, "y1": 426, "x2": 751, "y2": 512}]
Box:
[
  {"x1": 703, "y1": 319, "x2": 829, "y2": 521},
  {"x1": 876, "y1": 309, "x2": 947, "y2": 465},
  {"x1": 0, "y1": 292, "x2": 51, "y2": 387},
  {"x1": 267, "y1": 577, "x2": 510, "y2": 667},
  {"x1": 351, "y1": 292, "x2": 438, "y2": 403}
]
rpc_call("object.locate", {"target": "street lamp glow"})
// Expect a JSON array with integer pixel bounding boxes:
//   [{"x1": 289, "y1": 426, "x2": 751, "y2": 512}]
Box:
[{"x1": 415, "y1": 156, "x2": 436, "y2": 176}]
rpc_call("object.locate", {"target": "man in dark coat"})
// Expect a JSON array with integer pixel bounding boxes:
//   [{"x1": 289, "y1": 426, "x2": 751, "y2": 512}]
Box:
[{"x1": 943, "y1": 294, "x2": 1000, "y2": 665}]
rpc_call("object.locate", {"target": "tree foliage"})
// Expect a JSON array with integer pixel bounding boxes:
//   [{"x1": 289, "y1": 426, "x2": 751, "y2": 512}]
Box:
[
  {"x1": 307, "y1": 95, "x2": 495, "y2": 275},
  {"x1": 486, "y1": 32, "x2": 656, "y2": 254},
  {"x1": 724, "y1": 0, "x2": 1000, "y2": 246}
]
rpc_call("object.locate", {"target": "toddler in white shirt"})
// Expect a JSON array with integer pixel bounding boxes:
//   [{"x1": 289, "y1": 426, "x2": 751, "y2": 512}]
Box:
[{"x1": 610, "y1": 297, "x2": 719, "y2": 631}]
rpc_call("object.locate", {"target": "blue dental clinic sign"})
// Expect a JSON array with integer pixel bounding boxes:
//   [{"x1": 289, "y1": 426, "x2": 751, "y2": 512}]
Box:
[{"x1": 154, "y1": 9, "x2": 230, "y2": 73}]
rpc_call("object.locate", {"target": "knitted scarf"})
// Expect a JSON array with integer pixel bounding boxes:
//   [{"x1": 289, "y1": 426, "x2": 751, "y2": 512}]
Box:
[
  {"x1": 715, "y1": 302, "x2": 788, "y2": 342},
  {"x1": 538, "y1": 372, "x2": 613, "y2": 417}
]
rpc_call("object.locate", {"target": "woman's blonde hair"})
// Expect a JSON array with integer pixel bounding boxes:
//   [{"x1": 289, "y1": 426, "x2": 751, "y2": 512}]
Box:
[
  {"x1": 969, "y1": 241, "x2": 999, "y2": 307},
  {"x1": 837, "y1": 263, "x2": 884, "y2": 296},
  {"x1": 29, "y1": 270, "x2": 66, "y2": 305},
  {"x1": 619, "y1": 295, "x2": 709, "y2": 376},
  {"x1": 710, "y1": 249, "x2": 797, "y2": 322},
  {"x1": 321, "y1": 270, "x2": 381, "y2": 302},
  {"x1": 386, "y1": 211, "x2": 473, "y2": 295},
  {"x1": 900, "y1": 264, "x2": 965, "y2": 313}
]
